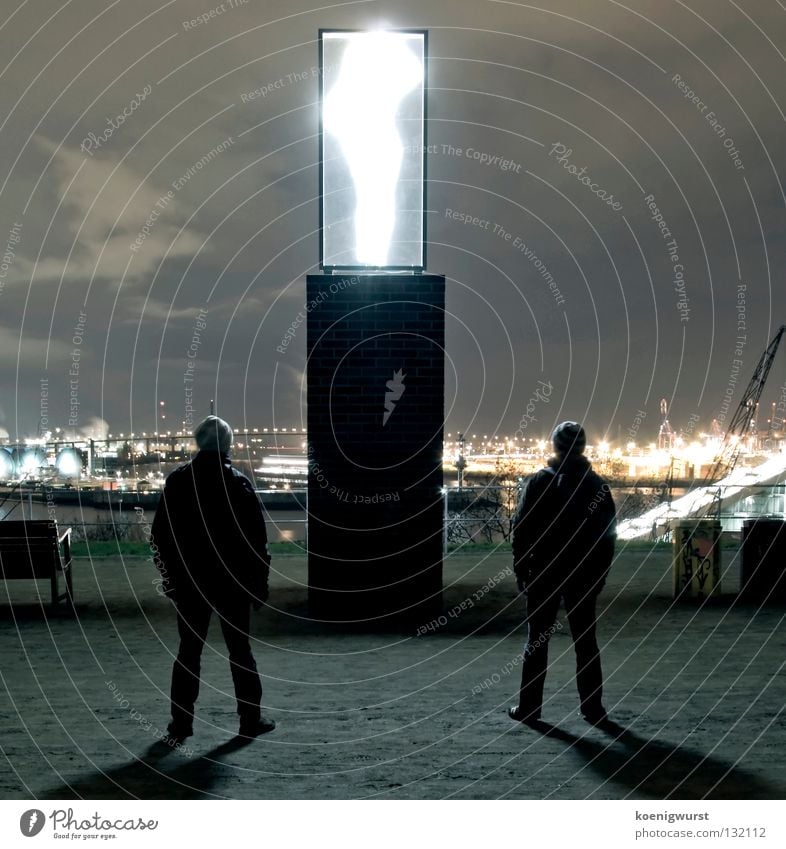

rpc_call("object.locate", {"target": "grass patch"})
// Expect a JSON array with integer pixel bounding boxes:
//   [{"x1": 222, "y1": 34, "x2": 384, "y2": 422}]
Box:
[
  {"x1": 72, "y1": 537, "x2": 740, "y2": 559},
  {"x1": 72, "y1": 541, "x2": 151, "y2": 558},
  {"x1": 446, "y1": 538, "x2": 740, "y2": 554},
  {"x1": 72, "y1": 540, "x2": 306, "y2": 558}
]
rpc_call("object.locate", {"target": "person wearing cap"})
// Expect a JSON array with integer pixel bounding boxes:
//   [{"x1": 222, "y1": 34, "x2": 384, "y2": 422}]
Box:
[
  {"x1": 151, "y1": 415, "x2": 275, "y2": 741},
  {"x1": 508, "y1": 421, "x2": 616, "y2": 726}
]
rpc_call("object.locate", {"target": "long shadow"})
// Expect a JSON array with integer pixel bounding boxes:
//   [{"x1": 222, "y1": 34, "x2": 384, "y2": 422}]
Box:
[
  {"x1": 39, "y1": 736, "x2": 259, "y2": 800},
  {"x1": 527, "y1": 719, "x2": 786, "y2": 799}
]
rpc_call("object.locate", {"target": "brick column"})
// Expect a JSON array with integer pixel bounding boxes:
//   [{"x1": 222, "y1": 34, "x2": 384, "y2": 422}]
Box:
[{"x1": 306, "y1": 273, "x2": 445, "y2": 623}]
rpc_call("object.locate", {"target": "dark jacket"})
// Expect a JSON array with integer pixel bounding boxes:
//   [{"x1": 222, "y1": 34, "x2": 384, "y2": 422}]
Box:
[
  {"x1": 512, "y1": 454, "x2": 616, "y2": 591},
  {"x1": 150, "y1": 450, "x2": 270, "y2": 607}
]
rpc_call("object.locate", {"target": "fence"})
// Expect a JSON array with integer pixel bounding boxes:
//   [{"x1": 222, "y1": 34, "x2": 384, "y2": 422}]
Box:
[{"x1": 3, "y1": 482, "x2": 785, "y2": 549}]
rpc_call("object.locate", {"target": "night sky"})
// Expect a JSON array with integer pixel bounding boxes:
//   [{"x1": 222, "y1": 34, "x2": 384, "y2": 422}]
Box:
[{"x1": 1, "y1": 0, "x2": 785, "y2": 445}]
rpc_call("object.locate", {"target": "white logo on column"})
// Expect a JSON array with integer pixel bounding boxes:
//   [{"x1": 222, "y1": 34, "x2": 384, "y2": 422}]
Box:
[{"x1": 383, "y1": 369, "x2": 406, "y2": 425}]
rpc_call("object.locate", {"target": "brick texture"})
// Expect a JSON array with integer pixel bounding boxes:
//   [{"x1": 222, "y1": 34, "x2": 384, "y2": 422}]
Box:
[{"x1": 306, "y1": 274, "x2": 445, "y2": 622}]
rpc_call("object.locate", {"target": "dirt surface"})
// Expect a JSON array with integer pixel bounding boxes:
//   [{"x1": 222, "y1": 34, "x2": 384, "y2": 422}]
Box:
[{"x1": 1, "y1": 545, "x2": 785, "y2": 800}]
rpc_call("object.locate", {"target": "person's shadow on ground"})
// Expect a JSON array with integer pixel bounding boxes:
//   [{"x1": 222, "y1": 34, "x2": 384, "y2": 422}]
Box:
[
  {"x1": 40, "y1": 736, "x2": 260, "y2": 799},
  {"x1": 528, "y1": 719, "x2": 785, "y2": 799}
]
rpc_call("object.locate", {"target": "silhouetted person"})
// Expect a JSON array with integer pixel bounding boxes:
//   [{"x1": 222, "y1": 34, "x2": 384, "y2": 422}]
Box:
[
  {"x1": 151, "y1": 416, "x2": 274, "y2": 741},
  {"x1": 509, "y1": 421, "x2": 616, "y2": 725}
]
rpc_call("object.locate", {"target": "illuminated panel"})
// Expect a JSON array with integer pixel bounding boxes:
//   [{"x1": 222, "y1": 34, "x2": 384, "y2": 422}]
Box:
[{"x1": 320, "y1": 30, "x2": 426, "y2": 269}]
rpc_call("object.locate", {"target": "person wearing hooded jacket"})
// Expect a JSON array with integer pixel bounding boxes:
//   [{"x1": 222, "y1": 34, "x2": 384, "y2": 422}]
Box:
[
  {"x1": 151, "y1": 415, "x2": 275, "y2": 741},
  {"x1": 508, "y1": 421, "x2": 616, "y2": 726}
]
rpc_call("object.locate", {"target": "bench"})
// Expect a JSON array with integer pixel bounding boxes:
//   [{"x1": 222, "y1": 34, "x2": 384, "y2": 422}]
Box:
[{"x1": 0, "y1": 521, "x2": 73, "y2": 608}]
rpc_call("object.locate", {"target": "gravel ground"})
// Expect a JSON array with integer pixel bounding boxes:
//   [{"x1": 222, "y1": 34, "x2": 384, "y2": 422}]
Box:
[{"x1": 1, "y1": 544, "x2": 785, "y2": 800}]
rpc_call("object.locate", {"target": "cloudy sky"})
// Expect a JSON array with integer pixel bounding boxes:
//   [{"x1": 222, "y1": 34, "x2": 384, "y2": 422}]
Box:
[{"x1": 1, "y1": 0, "x2": 784, "y2": 444}]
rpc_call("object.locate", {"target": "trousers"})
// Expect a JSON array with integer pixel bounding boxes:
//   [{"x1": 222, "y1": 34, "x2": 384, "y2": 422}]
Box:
[
  {"x1": 170, "y1": 589, "x2": 262, "y2": 727},
  {"x1": 517, "y1": 580, "x2": 604, "y2": 716}
]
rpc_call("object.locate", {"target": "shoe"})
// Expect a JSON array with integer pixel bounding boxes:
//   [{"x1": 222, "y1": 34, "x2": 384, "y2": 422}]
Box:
[
  {"x1": 164, "y1": 721, "x2": 193, "y2": 743},
  {"x1": 238, "y1": 716, "x2": 276, "y2": 738},
  {"x1": 508, "y1": 706, "x2": 541, "y2": 725},
  {"x1": 580, "y1": 708, "x2": 609, "y2": 726}
]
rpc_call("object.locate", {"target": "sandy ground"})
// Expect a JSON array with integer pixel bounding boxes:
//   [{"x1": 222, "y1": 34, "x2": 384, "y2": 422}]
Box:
[{"x1": 1, "y1": 544, "x2": 785, "y2": 800}]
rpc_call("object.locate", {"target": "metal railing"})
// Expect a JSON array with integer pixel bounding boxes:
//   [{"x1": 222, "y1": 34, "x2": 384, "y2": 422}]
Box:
[{"x1": 5, "y1": 482, "x2": 785, "y2": 550}]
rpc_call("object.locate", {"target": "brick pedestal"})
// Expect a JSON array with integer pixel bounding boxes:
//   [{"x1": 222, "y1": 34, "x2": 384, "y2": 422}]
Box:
[{"x1": 306, "y1": 273, "x2": 445, "y2": 623}]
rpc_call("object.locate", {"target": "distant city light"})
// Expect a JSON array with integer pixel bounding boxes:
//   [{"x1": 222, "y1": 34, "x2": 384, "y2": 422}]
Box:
[
  {"x1": 20, "y1": 448, "x2": 45, "y2": 475},
  {"x1": 55, "y1": 449, "x2": 82, "y2": 477}
]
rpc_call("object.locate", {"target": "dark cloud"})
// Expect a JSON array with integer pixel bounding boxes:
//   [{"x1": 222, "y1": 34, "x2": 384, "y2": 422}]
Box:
[{"x1": 1, "y1": 0, "x2": 784, "y2": 441}]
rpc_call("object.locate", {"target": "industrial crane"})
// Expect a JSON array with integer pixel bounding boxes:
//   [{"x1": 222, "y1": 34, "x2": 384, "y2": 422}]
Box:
[
  {"x1": 617, "y1": 325, "x2": 786, "y2": 539},
  {"x1": 702, "y1": 324, "x2": 786, "y2": 517}
]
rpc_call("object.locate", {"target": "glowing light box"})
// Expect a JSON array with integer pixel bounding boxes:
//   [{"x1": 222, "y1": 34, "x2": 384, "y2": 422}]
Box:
[{"x1": 319, "y1": 29, "x2": 427, "y2": 270}]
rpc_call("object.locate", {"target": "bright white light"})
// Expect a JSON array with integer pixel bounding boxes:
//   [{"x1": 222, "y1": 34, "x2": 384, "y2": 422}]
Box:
[
  {"x1": 616, "y1": 454, "x2": 786, "y2": 540},
  {"x1": 20, "y1": 449, "x2": 45, "y2": 475},
  {"x1": 56, "y1": 449, "x2": 81, "y2": 478},
  {"x1": 323, "y1": 31, "x2": 423, "y2": 266}
]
